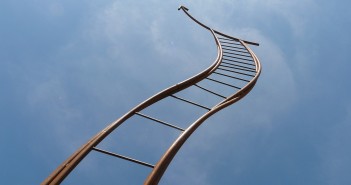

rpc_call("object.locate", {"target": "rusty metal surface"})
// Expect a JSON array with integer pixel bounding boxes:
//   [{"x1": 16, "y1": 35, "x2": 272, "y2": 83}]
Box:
[{"x1": 42, "y1": 5, "x2": 261, "y2": 185}]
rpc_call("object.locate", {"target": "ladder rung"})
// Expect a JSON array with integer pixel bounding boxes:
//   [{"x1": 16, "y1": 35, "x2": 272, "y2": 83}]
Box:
[
  {"x1": 223, "y1": 58, "x2": 255, "y2": 66},
  {"x1": 135, "y1": 112, "x2": 185, "y2": 131},
  {"x1": 194, "y1": 84, "x2": 226, "y2": 99},
  {"x1": 221, "y1": 61, "x2": 256, "y2": 71},
  {"x1": 222, "y1": 47, "x2": 250, "y2": 54},
  {"x1": 223, "y1": 54, "x2": 253, "y2": 62},
  {"x1": 221, "y1": 44, "x2": 246, "y2": 51},
  {"x1": 219, "y1": 40, "x2": 241, "y2": 46},
  {"x1": 218, "y1": 37, "x2": 238, "y2": 42},
  {"x1": 220, "y1": 64, "x2": 256, "y2": 73},
  {"x1": 206, "y1": 77, "x2": 241, "y2": 89},
  {"x1": 218, "y1": 37, "x2": 239, "y2": 42},
  {"x1": 217, "y1": 67, "x2": 255, "y2": 77},
  {"x1": 170, "y1": 95, "x2": 211, "y2": 111},
  {"x1": 92, "y1": 147, "x2": 155, "y2": 168},
  {"x1": 213, "y1": 71, "x2": 250, "y2": 82},
  {"x1": 222, "y1": 50, "x2": 252, "y2": 58}
]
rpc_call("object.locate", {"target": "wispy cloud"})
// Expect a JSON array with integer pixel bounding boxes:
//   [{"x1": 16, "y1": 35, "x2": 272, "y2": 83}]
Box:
[{"x1": 4, "y1": 0, "x2": 349, "y2": 184}]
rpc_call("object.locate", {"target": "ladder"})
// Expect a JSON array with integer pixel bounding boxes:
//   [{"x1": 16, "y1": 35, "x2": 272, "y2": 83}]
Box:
[{"x1": 42, "y1": 5, "x2": 262, "y2": 185}]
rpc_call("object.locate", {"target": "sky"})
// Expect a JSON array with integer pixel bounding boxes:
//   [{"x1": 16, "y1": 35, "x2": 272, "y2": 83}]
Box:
[{"x1": 1, "y1": 0, "x2": 351, "y2": 184}]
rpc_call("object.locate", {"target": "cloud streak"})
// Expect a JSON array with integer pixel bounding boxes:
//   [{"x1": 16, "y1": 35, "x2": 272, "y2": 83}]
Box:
[{"x1": 2, "y1": 0, "x2": 351, "y2": 184}]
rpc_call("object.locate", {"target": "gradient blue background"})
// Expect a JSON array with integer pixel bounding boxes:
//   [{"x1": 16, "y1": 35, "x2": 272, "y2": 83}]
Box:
[{"x1": 1, "y1": 0, "x2": 351, "y2": 184}]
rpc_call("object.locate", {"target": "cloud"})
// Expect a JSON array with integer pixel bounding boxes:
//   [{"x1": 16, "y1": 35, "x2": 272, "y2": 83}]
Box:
[
  {"x1": 153, "y1": 2, "x2": 299, "y2": 183},
  {"x1": 2, "y1": 0, "x2": 351, "y2": 184},
  {"x1": 250, "y1": 0, "x2": 319, "y2": 36}
]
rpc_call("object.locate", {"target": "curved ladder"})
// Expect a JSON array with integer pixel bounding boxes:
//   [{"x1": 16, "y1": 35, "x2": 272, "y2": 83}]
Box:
[{"x1": 42, "y1": 5, "x2": 261, "y2": 185}]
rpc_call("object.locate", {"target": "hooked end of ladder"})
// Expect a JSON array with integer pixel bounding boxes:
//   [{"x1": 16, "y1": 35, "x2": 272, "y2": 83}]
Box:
[{"x1": 178, "y1": 5, "x2": 189, "y2": 11}]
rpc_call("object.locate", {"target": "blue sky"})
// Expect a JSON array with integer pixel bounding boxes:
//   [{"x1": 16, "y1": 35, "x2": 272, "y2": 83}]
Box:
[{"x1": 1, "y1": 0, "x2": 351, "y2": 184}]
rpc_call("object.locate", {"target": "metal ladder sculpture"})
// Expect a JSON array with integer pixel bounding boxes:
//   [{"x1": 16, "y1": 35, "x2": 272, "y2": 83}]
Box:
[{"x1": 42, "y1": 6, "x2": 261, "y2": 185}]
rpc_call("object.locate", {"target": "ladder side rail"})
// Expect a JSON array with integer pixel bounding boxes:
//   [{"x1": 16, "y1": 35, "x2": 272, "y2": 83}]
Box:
[{"x1": 41, "y1": 26, "x2": 223, "y2": 185}]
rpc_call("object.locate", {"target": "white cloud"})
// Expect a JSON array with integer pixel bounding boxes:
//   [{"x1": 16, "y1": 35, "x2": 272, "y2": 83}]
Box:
[
  {"x1": 36, "y1": 0, "x2": 299, "y2": 183},
  {"x1": 249, "y1": 0, "x2": 319, "y2": 36},
  {"x1": 154, "y1": 2, "x2": 299, "y2": 181}
]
